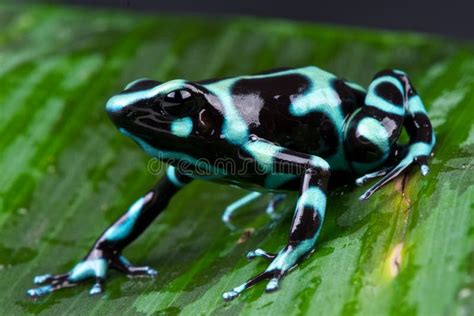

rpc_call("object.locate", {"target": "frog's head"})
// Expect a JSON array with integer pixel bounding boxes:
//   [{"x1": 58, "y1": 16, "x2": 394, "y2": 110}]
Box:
[{"x1": 106, "y1": 78, "x2": 222, "y2": 158}]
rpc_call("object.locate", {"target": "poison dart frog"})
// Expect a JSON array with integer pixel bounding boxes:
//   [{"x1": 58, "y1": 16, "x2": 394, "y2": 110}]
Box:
[{"x1": 27, "y1": 66, "x2": 435, "y2": 300}]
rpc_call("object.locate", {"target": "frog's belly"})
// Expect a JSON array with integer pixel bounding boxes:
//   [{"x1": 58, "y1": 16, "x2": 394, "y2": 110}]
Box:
[
  {"x1": 187, "y1": 149, "x2": 353, "y2": 192},
  {"x1": 211, "y1": 174, "x2": 301, "y2": 193}
]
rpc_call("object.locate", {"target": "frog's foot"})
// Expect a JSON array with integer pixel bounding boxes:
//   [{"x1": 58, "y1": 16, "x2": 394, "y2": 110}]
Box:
[
  {"x1": 27, "y1": 255, "x2": 156, "y2": 298},
  {"x1": 359, "y1": 153, "x2": 431, "y2": 200},
  {"x1": 223, "y1": 246, "x2": 303, "y2": 301},
  {"x1": 28, "y1": 273, "x2": 77, "y2": 298},
  {"x1": 223, "y1": 270, "x2": 279, "y2": 301},
  {"x1": 27, "y1": 258, "x2": 108, "y2": 298}
]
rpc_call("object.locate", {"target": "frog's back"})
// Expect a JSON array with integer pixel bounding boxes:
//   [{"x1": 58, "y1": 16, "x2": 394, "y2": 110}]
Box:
[{"x1": 201, "y1": 66, "x2": 366, "y2": 168}]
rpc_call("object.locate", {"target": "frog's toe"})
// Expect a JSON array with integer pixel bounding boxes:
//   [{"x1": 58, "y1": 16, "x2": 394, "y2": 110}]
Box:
[
  {"x1": 223, "y1": 275, "x2": 281, "y2": 300},
  {"x1": 27, "y1": 276, "x2": 76, "y2": 299},
  {"x1": 89, "y1": 284, "x2": 102, "y2": 295},
  {"x1": 125, "y1": 266, "x2": 158, "y2": 278},
  {"x1": 222, "y1": 282, "x2": 250, "y2": 301},
  {"x1": 265, "y1": 277, "x2": 280, "y2": 292},
  {"x1": 89, "y1": 278, "x2": 105, "y2": 295},
  {"x1": 33, "y1": 274, "x2": 52, "y2": 285},
  {"x1": 33, "y1": 272, "x2": 69, "y2": 285},
  {"x1": 355, "y1": 167, "x2": 390, "y2": 186},
  {"x1": 112, "y1": 255, "x2": 158, "y2": 278},
  {"x1": 27, "y1": 285, "x2": 54, "y2": 298},
  {"x1": 223, "y1": 289, "x2": 240, "y2": 301},
  {"x1": 246, "y1": 248, "x2": 276, "y2": 261},
  {"x1": 420, "y1": 164, "x2": 430, "y2": 176},
  {"x1": 414, "y1": 155, "x2": 430, "y2": 176}
]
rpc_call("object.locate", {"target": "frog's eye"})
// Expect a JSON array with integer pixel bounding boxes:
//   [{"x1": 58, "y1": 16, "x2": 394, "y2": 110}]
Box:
[{"x1": 161, "y1": 89, "x2": 199, "y2": 117}]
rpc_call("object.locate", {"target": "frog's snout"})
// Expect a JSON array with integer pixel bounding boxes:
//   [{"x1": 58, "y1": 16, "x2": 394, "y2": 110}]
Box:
[
  {"x1": 106, "y1": 78, "x2": 161, "y2": 116},
  {"x1": 106, "y1": 94, "x2": 127, "y2": 114},
  {"x1": 105, "y1": 95, "x2": 133, "y2": 128}
]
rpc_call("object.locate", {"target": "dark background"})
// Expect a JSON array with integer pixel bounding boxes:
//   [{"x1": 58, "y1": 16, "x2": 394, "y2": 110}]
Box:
[{"x1": 62, "y1": 0, "x2": 473, "y2": 40}]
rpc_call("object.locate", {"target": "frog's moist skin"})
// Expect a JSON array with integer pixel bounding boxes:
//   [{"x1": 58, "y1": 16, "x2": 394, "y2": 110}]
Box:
[{"x1": 27, "y1": 66, "x2": 435, "y2": 300}]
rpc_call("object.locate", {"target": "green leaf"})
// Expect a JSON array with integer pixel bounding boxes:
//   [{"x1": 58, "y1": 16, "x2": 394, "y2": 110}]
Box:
[{"x1": 0, "y1": 4, "x2": 473, "y2": 315}]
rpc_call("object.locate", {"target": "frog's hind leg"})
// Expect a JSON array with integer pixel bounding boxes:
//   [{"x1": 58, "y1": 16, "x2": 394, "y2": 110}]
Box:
[
  {"x1": 359, "y1": 71, "x2": 435, "y2": 200},
  {"x1": 222, "y1": 192, "x2": 286, "y2": 230},
  {"x1": 349, "y1": 69, "x2": 435, "y2": 200}
]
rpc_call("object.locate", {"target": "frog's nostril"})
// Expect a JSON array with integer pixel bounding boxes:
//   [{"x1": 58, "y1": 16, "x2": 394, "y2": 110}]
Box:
[{"x1": 124, "y1": 107, "x2": 135, "y2": 118}]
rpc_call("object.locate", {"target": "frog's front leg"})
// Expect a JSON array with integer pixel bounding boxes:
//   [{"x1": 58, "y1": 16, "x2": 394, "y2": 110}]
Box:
[
  {"x1": 27, "y1": 166, "x2": 192, "y2": 298},
  {"x1": 223, "y1": 141, "x2": 330, "y2": 300},
  {"x1": 222, "y1": 192, "x2": 262, "y2": 230}
]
